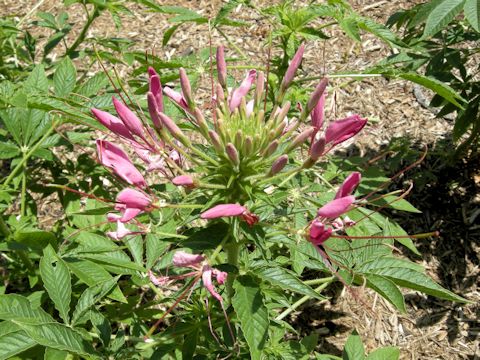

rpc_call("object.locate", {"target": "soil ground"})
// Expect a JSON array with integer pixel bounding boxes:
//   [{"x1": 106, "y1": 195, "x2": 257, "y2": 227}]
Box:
[{"x1": 1, "y1": 0, "x2": 479, "y2": 359}]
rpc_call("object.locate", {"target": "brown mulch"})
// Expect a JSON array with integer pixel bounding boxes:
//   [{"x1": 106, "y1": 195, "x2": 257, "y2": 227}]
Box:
[{"x1": 1, "y1": 0, "x2": 479, "y2": 359}]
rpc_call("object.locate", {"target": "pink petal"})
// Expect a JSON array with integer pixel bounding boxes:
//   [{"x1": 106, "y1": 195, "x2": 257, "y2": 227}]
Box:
[
  {"x1": 216, "y1": 46, "x2": 227, "y2": 87},
  {"x1": 148, "y1": 270, "x2": 170, "y2": 286},
  {"x1": 116, "y1": 188, "x2": 151, "y2": 209},
  {"x1": 147, "y1": 92, "x2": 163, "y2": 130},
  {"x1": 91, "y1": 108, "x2": 133, "y2": 140},
  {"x1": 96, "y1": 140, "x2": 146, "y2": 188},
  {"x1": 309, "y1": 219, "x2": 333, "y2": 246},
  {"x1": 281, "y1": 43, "x2": 305, "y2": 90},
  {"x1": 148, "y1": 68, "x2": 164, "y2": 113},
  {"x1": 106, "y1": 221, "x2": 135, "y2": 240},
  {"x1": 229, "y1": 70, "x2": 256, "y2": 112},
  {"x1": 112, "y1": 97, "x2": 146, "y2": 140},
  {"x1": 325, "y1": 114, "x2": 367, "y2": 146},
  {"x1": 311, "y1": 90, "x2": 326, "y2": 130},
  {"x1": 172, "y1": 251, "x2": 205, "y2": 267},
  {"x1": 172, "y1": 175, "x2": 194, "y2": 187},
  {"x1": 163, "y1": 87, "x2": 189, "y2": 112},
  {"x1": 246, "y1": 99, "x2": 254, "y2": 118},
  {"x1": 335, "y1": 172, "x2": 361, "y2": 199},
  {"x1": 213, "y1": 269, "x2": 227, "y2": 285},
  {"x1": 200, "y1": 204, "x2": 246, "y2": 219},
  {"x1": 202, "y1": 265, "x2": 222, "y2": 302},
  {"x1": 317, "y1": 195, "x2": 355, "y2": 219},
  {"x1": 119, "y1": 208, "x2": 143, "y2": 223}
]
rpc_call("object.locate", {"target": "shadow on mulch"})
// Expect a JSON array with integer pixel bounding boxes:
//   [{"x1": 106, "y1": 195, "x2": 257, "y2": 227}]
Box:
[{"x1": 290, "y1": 134, "x2": 479, "y2": 357}]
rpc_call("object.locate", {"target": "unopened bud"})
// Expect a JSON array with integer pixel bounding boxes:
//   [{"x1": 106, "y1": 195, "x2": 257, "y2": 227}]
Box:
[
  {"x1": 147, "y1": 92, "x2": 162, "y2": 131},
  {"x1": 235, "y1": 130, "x2": 244, "y2": 151},
  {"x1": 216, "y1": 46, "x2": 227, "y2": 88},
  {"x1": 208, "y1": 130, "x2": 223, "y2": 153},
  {"x1": 273, "y1": 120, "x2": 287, "y2": 139},
  {"x1": 270, "y1": 155, "x2": 288, "y2": 176},
  {"x1": 306, "y1": 78, "x2": 328, "y2": 115},
  {"x1": 281, "y1": 44, "x2": 305, "y2": 92},
  {"x1": 158, "y1": 112, "x2": 190, "y2": 146},
  {"x1": 263, "y1": 140, "x2": 279, "y2": 157},
  {"x1": 226, "y1": 143, "x2": 240, "y2": 167},
  {"x1": 179, "y1": 68, "x2": 194, "y2": 110},
  {"x1": 286, "y1": 127, "x2": 315, "y2": 153},
  {"x1": 276, "y1": 101, "x2": 290, "y2": 124},
  {"x1": 193, "y1": 108, "x2": 208, "y2": 133},
  {"x1": 216, "y1": 83, "x2": 225, "y2": 104},
  {"x1": 255, "y1": 71, "x2": 265, "y2": 106},
  {"x1": 244, "y1": 136, "x2": 253, "y2": 156}
]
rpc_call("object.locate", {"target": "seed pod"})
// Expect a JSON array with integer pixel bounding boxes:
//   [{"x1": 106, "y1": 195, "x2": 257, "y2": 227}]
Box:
[
  {"x1": 269, "y1": 155, "x2": 288, "y2": 176},
  {"x1": 225, "y1": 143, "x2": 240, "y2": 167}
]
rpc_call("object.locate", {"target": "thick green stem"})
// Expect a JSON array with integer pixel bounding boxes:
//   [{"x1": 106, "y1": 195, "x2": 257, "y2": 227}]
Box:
[
  {"x1": 65, "y1": 6, "x2": 99, "y2": 57},
  {"x1": 225, "y1": 242, "x2": 239, "y2": 300}
]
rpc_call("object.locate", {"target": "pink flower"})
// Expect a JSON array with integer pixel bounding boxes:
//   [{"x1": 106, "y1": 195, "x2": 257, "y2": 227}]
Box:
[
  {"x1": 172, "y1": 251, "x2": 205, "y2": 267},
  {"x1": 335, "y1": 172, "x2": 361, "y2": 199},
  {"x1": 106, "y1": 221, "x2": 141, "y2": 240},
  {"x1": 96, "y1": 140, "x2": 147, "y2": 188},
  {"x1": 172, "y1": 175, "x2": 195, "y2": 188},
  {"x1": 229, "y1": 70, "x2": 256, "y2": 112},
  {"x1": 317, "y1": 195, "x2": 355, "y2": 219},
  {"x1": 311, "y1": 90, "x2": 326, "y2": 130},
  {"x1": 325, "y1": 114, "x2": 367, "y2": 146},
  {"x1": 114, "y1": 188, "x2": 152, "y2": 222},
  {"x1": 281, "y1": 43, "x2": 305, "y2": 91},
  {"x1": 200, "y1": 204, "x2": 259, "y2": 227},
  {"x1": 201, "y1": 204, "x2": 247, "y2": 219},
  {"x1": 306, "y1": 78, "x2": 328, "y2": 114},
  {"x1": 91, "y1": 108, "x2": 134, "y2": 141},
  {"x1": 309, "y1": 219, "x2": 333, "y2": 246},
  {"x1": 163, "y1": 87, "x2": 190, "y2": 112},
  {"x1": 112, "y1": 97, "x2": 146, "y2": 141},
  {"x1": 148, "y1": 67, "x2": 164, "y2": 113}
]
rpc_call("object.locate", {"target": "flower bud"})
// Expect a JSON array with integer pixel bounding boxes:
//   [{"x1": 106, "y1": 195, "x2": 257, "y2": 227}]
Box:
[
  {"x1": 281, "y1": 43, "x2": 305, "y2": 92},
  {"x1": 226, "y1": 143, "x2": 240, "y2": 167},
  {"x1": 244, "y1": 136, "x2": 253, "y2": 156},
  {"x1": 112, "y1": 97, "x2": 146, "y2": 141},
  {"x1": 158, "y1": 112, "x2": 190, "y2": 146},
  {"x1": 201, "y1": 204, "x2": 246, "y2": 219},
  {"x1": 285, "y1": 127, "x2": 315, "y2": 153},
  {"x1": 269, "y1": 154, "x2": 288, "y2": 176},
  {"x1": 179, "y1": 68, "x2": 194, "y2": 110},
  {"x1": 193, "y1": 108, "x2": 208, "y2": 133},
  {"x1": 208, "y1": 130, "x2": 223, "y2": 153},
  {"x1": 310, "y1": 136, "x2": 326, "y2": 161},
  {"x1": 216, "y1": 83, "x2": 225, "y2": 104},
  {"x1": 335, "y1": 172, "x2": 361, "y2": 199},
  {"x1": 235, "y1": 130, "x2": 244, "y2": 150},
  {"x1": 255, "y1": 71, "x2": 265, "y2": 106},
  {"x1": 216, "y1": 46, "x2": 227, "y2": 88},
  {"x1": 263, "y1": 140, "x2": 279, "y2": 157},
  {"x1": 275, "y1": 101, "x2": 291, "y2": 124},
  {"x1": 172, "y1": 175, "x2": 195, "y2": 188},
  {"x1": 306, "y1": 78, "x2": 328, "y2": 115},
  {"x1": 147, "y1": 92, "x2": 162, "y2": 131}
]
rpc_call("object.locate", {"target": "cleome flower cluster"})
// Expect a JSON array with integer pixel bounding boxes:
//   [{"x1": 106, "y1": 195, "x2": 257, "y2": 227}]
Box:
[{"x1": 90, "y1": 43, "x2": 367, "y2": 306}]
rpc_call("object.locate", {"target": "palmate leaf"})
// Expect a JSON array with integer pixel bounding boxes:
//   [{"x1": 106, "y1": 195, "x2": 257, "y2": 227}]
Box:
[
  {"x1": 252, "y1": 265, "x2": 327, "y2": 301},
  {"x1": 39, "y1": 245, "x2": 71, "y2": 324},
  {"x1": 232, "y1": 276, "x2": 269, "y2": 360},
  {"x1": 422, "y1": 0, "x2": 465, "y2": 38},
  {"x1": 53, "y1": 57, "x2": 77, "y2": 97},
  {"x1": 0, "y1": 321, "x2": 37, "y2": 359},
  {"x1": 369, "y1": 267, "x2": 467, "y2": 302},
  {"x1": 13, "y1": 322, "x2": 95, "y2": 356},
  {"x1": 71, "y1": 276, "x2": 120, "y2": 326},
  {"x1": 464, "y1": 0, "x2": 480, "y2": 31},
  {"x1": 24, "y1": 64, "x2": 49, "y2": 93}
]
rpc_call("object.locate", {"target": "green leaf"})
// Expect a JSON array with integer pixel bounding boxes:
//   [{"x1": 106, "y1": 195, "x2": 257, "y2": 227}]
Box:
[
  {"x1": 39, "y1": 245, "x2": 71, "y2": 324},
  {"x1": 357, "y1": 257, "x2": 424, "y2": 273},
  {"x1": 24, "y1": 65, "x2": 49, "y2": 93},
  {"x1": 44, "y1": 347, "x2": 70, "y2": 360},
  {"x1": 366, "y1": 347, "x2": 400, "y2": 360},
  {"x1": 81, "y1": 252, "x2": 146, "y2": 272},
  {"x1": 76, "y1": 72, "x2": 108, "y2": 97},
  {"x1": 71, "y1": 276, "x2": 120, "y2": 326},
  {"x1": 384, "y1": 220, "x2": 421, "y2": 256},
  {"x1": 0, "y1": 321, "x2": 37, "y2": 359},
  {"x1": 422, "y1": 0, "x2": 465, "y2": 38},
  {"x1": 0, "y1": 142, "x2": 20, "y2": 159},
  {"x1": 371, "y1": 195, "x2": 421, "y2": 213},
  {"x1": 64, "y1": 259, "x2": 127, "y2": 303},
  {"x1": 343, "y1": 330, "x2": 365, "y2": 360},
  {"x1": 163, "y1": 24, "x2": 181, "y2": 46},
  {"x1": 146, "y1": 234, "x2": 169, "y2": 269},
  {"x1": 370, "y1": 267, "x2": 467, "y2": 302},
  {"x1": 365, "y1": 274, "x2": 406, "y2": 312},
  {"x1": 0, "y1": 294, "x2": 54, "y2": 324},
  {"x1": 14, "y1": 322, "x2": 95, "y2": 356},
  {"x1": 232, "y1": 276, "x2": 269, "y2": 360},
  {"x1": 54, "y1": 58, "x2": 77, "y2": 97},
  {"x1": 398, "y1": 72, "x2": 466, "y2": 108},
  {"x1": 464, "y1": 0, "x2": 480, "y2": 31},
  {"x1": 253, "y1": 266, "x2": 326, "y2": 300}
]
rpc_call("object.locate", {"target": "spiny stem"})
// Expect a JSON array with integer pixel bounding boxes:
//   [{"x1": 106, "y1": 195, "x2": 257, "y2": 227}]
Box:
[{"x1": 275, "y1": 281, "x2": 332, "y2": 321}]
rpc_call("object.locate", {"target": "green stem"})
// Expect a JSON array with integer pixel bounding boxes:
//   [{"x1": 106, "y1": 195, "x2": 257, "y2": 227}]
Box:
[
  {"x1": 227, "y1": 65, "x2": 267, "y2": 72},
  {"x1": 216, "y1": 27, "x2": 247, "y2": 59},
  {"x1": 304, "y1": 276, "x2": 335, "y2": 286},
  {"x1": 65, "y1": 6, "x2": 99, "y2": 57},
  {"x1": 275, "y1": 280, "x2": 332, "y2": 321},
  {"x1": 2, "y1": 120, "x2": 58, "y2": 188},
  {"x1": 20, "y1": 162, "x2": 26, "y2": 217}
]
